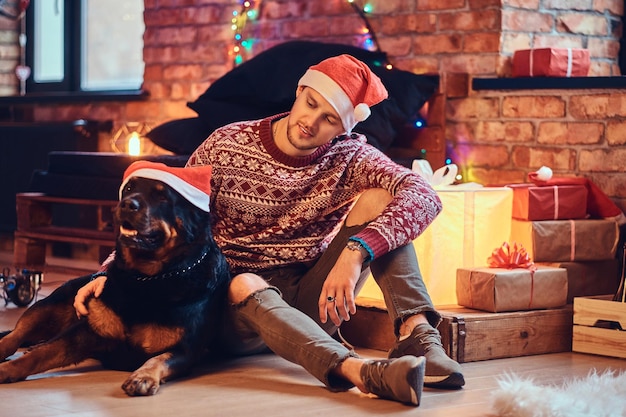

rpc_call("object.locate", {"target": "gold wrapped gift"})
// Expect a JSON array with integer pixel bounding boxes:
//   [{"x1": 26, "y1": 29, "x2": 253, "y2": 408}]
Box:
[{"x1": 360, "y1": 186, "x2": 513, "y2": 305}]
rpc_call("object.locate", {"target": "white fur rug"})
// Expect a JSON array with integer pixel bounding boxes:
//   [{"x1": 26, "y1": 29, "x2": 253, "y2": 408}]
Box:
[{"x1": 490, "y1": 370, "x2": 626, "y2": 417}]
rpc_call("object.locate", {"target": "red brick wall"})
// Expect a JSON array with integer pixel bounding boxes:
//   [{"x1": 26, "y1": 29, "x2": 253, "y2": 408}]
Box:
[
  {"x1": 0, "y1": 17, "x2": 19, "y2": 96},
  {"x1": 446, "y1": 89, "x2": 626, "y2": 207},
  {"x1": 500, "y1": 0, "x2": 624, "y2": 76},
  {"x1": 0, "y1": 0, "x2": 624, "y2": 209}
]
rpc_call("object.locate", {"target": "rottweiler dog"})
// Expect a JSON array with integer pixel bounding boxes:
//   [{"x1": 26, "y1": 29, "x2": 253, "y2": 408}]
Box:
[{"x1": 0, "y1": 162, "x2": 230, "y2": 396}]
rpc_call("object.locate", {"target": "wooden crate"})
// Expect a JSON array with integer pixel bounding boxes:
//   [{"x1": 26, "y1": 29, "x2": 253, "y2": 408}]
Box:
[
  {"x1": 573, "y1": 295, "x2": 626, "y2": 359},
  {"x1": 342, "y1": 297, "x2": 573, "y2": 363},
  {"x1": 14, "y1": 193, "x2": 117, "y2": 268},
  {"x1": 437, "y1": 304, "x2": 572, "y2": 363}
]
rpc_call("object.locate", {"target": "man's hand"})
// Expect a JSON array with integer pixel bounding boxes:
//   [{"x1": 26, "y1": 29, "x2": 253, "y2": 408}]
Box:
[
  {"x1": 74, "y1": 276, "x2": 107, "y2": 317},
  {"x1": 318, "y1": 248, "x2": 363, "y2": 326}
]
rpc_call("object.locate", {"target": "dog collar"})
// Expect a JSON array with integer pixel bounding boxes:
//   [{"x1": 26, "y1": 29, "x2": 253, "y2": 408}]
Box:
[{"x1": 134, "y1": 249, "x2": 209, "y2": 282}]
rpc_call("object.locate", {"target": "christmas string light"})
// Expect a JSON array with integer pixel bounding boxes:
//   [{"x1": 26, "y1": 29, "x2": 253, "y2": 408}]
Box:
[
  {"x1": 348, "y1": 3, "x2": 432, "y2": 134},
  {"x1": 229, "y1": 0, "x2": 391, "y2": 70},
  {"x1": 229, "y1": 0, "x2": 262, "y2": 66},
  {"x1": 347, "y1": 0, "x2": 393, "y2": 71},
  {"x1": 347, "y1": 2, "x2": 431, "y2": 137},
  {"x1": 347, "y1": 2, "x2": 376, "y2": 50}
]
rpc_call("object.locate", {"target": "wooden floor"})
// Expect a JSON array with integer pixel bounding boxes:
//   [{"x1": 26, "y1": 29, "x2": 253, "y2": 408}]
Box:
[{"x1": 1, "y1": 251, "x2": 625, "y2": 417}]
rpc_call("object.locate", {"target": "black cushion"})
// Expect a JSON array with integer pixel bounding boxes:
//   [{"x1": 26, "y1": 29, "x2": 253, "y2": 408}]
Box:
[
  {"x1": 28, "y1": 152, "x2": 189, "y2": 200},
  {"x1": 148, "y1": 40, "x2": 438, "y2": 155},
  {"x1": 146, "y1": 117, "x2": 213, "y2": 156},
  {"x1": 29, "y1": 171, "x2": 126, "y2": 201}
]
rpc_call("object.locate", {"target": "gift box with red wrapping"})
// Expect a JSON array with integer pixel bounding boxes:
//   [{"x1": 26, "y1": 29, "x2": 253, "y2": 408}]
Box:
[
  {"x1": 512, "y1": 48, "x2": 590, "y2": 77},
  {"x1": 508, "y1": 183, "x2": 588, "y2": 221},
  {"x1": 511, "y1": 219, "x2": 620, "y2": 262},
  {"x1": 456, "y1": 265, "x2": 568, "y2": 313}
]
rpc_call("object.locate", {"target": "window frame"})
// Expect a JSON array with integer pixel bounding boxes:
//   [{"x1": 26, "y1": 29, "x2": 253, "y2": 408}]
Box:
[
  {"x1": 23, "y1": 0, "x2": 144, "y2": 95},
  {"x1": 25, "y1": 0, "x2": 77, "y2": 93}
]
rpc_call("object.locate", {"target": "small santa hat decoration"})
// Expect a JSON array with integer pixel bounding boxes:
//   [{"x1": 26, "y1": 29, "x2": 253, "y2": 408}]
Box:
[
  {"x1": 297, "y1": 54, "x2": 388, "y2": 134},
  {"x1": 120, "y1": 161, "x2": 212, "y2": 212}
]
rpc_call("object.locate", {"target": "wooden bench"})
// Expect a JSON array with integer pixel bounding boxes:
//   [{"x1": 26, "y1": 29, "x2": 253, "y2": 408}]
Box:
[{"x1": 14, "y1": 193, "x2": 117, "y2": 268}]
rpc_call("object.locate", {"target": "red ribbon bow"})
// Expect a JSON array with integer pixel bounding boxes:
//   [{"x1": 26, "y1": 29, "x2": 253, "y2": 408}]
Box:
[
  {"x1": 486, "y1": 242, "x2": 538, "y2": 309},
  {"x1": 488, "y1": 242, "x2": 537, "y2": 271}
]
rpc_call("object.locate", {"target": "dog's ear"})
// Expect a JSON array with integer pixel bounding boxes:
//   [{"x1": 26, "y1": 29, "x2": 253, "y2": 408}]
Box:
[{"x1": 173, "y1": 197, "x2": 213, "y2": 244}]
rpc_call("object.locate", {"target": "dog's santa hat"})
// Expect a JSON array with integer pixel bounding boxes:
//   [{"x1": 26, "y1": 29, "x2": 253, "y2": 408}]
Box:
[
  {"x1": 297, "y1": 54, "x2": 388, "y2": 134},
  {"x1": 120, "y1": 161, "x2": 212, "y2": 212}
]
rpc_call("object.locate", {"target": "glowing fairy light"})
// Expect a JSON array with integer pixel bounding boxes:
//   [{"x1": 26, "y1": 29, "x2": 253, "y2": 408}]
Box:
[
  {"x1": 229, "y1": 0, "x2": 262, "y2": 66},
  {"x1": 247, "y1": 8, "x2": 258, "y2": 19},
  {"x1": 347, "y1": 0, "x2": 388, "y2": 66},
  {"x1": 228, "y1": 0, "x2": 391, "y2": 68}
]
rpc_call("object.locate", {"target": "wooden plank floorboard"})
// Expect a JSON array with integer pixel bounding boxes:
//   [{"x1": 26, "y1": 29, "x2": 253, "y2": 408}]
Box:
[{"x1": 1, "y1": 251, "x2": 626, "y2": 416}]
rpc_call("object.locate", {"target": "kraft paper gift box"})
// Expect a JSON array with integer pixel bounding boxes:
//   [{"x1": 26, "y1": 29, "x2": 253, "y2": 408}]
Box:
[
  {"x1": 512, "y1": 48, "x2": 590, "y2": 77},
  {"x1": 456, "y1": 266, "x2": 568, "y2": 313},
  {"x1": 510, "y1": 219, "x2": 620, "y2": 262},
  {"x1": 538, "y1": 260, "x2": 620, "y2": 303},
  {"x1": 508, "y1": 183, "x2": 588, "y2": 221},
  {"x1": 359, "y1": 186, "x2": 513, "y2": 305}
]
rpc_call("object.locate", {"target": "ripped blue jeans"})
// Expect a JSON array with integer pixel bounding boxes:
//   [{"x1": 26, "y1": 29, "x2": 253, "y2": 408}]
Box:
[{"x1": 217, "y1": 223, "x2": 439, "y2": 389}]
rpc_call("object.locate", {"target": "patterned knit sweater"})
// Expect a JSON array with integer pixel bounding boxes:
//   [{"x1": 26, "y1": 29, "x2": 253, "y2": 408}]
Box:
[{"x1": 187, "y1": 114, "x2": 442, "y2": 275}]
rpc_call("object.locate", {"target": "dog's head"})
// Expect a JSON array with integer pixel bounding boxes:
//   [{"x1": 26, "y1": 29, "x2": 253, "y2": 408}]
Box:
[{"x1": 114, "y1": 162, "x2": 214, "y2": 275}]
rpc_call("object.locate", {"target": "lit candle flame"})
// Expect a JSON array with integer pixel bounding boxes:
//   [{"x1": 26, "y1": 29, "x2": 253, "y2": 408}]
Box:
[{"x1": 128, "y1": 132, "x2": 141, "y2": 156}]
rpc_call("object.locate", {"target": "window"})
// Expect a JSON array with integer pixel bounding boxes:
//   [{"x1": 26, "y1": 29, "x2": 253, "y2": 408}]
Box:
[{"x1": 25, "y1": 0, "x2": 144, "y2": 94}]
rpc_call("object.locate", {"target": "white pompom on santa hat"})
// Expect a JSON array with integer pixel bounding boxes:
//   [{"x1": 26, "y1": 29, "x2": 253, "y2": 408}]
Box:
[
  {"x1": 535, "y1": 165, "x2": 553, "y2": 181},
  {"x1": 297, "y1": 54, "x2": 389, "y2": 134},
  {"x1": 119, "y1": 161, "x2": 212, "y2": 212}
]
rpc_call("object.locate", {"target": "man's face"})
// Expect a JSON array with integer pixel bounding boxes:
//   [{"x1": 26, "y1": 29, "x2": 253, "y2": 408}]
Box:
[{"x1": 284, "y1": 86, "x2": 346, "y2": 156}]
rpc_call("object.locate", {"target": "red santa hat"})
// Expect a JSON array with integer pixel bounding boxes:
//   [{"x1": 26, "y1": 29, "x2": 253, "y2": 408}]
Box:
[
  {"x1": 297, "y1": 54, "x2": 388, "y2": 134},
  {"x1": 120, "y1": 161, "x2": 212, "y2": 212}
]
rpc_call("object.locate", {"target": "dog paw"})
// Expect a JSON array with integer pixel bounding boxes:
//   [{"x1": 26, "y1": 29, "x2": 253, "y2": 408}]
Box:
[
  {"x1": 0, "y1": 368, "x2": 20, "y2": 384},
  {"x1": 122, "y1": 373, "x2": 161, "y2": 396}
]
